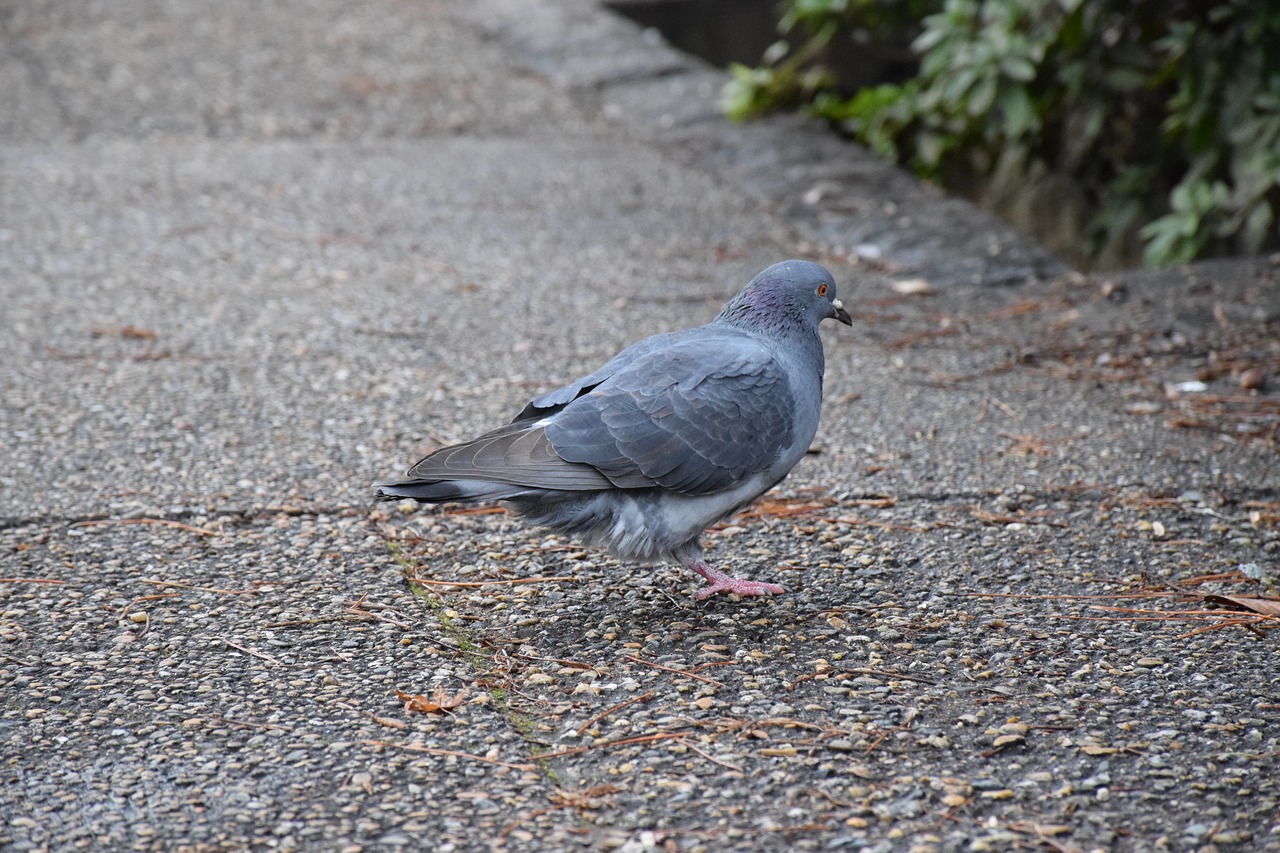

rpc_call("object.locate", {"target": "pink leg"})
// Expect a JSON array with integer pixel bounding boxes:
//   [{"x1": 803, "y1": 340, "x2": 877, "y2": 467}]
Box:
[{"x1": 686, "y1": 559, "x2": 784, "y2": 601}]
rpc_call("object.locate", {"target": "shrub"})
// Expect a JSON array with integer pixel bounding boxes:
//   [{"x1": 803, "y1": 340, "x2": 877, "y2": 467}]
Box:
[{"x1": 724, "y1": 0, "x2": 1280, "y2": 267}]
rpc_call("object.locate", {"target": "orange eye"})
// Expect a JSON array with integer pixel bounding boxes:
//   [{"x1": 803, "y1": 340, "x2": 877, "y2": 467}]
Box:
[{"x1": 817, "y1": 283, "x2": 829, "y2": 297}]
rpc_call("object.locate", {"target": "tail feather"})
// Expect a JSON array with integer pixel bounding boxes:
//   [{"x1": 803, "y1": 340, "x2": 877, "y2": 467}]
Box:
[
  {"x1": 376, "y1": 420, "x2": 615, "y2": 506},
  {"x1": 373, "y1": 477, "x2": 540, "y2": 504}
]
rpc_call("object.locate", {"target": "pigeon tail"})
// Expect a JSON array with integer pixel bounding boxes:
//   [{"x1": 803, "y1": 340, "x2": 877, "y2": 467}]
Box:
[{"x1": 373, "y1": 478, "x2": 540, "y2": 504}]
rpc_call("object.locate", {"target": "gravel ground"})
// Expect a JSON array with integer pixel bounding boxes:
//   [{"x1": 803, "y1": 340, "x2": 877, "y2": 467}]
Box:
[{"x1": 3, "y1": 0, "x2": 1279, "y2": 851}]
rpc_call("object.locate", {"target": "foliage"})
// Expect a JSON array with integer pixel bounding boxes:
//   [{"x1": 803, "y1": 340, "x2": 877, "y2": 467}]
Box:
[{"x1": 724, "y1": 0, "x2": 1280, "y2": 266}]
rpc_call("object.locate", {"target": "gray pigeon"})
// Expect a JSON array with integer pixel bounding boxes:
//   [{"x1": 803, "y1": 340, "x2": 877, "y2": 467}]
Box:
[{"x1": 375, "y1": 260, "x2": 851, "y2": 599}]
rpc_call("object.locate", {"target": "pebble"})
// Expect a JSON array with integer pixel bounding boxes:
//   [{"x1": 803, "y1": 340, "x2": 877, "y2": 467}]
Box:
[{"x1": 979, "y1": 789, "x2": 1015, "y2": 800}]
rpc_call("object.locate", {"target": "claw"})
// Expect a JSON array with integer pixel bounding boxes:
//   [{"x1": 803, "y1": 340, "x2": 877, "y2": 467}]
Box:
[{"x1": 687, "y1": 560, "x2": 784, "y2": 601}]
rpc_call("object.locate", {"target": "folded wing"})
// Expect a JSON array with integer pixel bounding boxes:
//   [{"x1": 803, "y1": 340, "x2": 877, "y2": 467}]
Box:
[{"x1": 543, "y1": 334, "x2": 794, "y2": 495}]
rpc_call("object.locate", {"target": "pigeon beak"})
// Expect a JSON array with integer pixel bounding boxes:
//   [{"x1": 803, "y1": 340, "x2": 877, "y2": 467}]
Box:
[{"x1": 830, "y1": 298, "x2": 852, "y2": 326}]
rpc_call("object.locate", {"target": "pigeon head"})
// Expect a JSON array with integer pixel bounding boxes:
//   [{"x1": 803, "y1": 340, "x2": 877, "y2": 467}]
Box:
[{"x1": 715, "y1": 260, "x2": 852, "y2": 335}]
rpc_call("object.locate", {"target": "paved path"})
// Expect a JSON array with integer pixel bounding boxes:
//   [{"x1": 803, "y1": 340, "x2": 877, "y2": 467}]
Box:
[{"x1": 3, "y1": 1, "x2": 1278, "y2": 850}]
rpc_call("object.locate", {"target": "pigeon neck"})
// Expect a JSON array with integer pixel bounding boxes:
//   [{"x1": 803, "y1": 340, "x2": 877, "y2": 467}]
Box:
[
  {"x1": 714, "y1": 291, "x2": 825, "y2": 368},
  {"x1": 715, "y1": 290, "x2": 812, "y2": 336}
]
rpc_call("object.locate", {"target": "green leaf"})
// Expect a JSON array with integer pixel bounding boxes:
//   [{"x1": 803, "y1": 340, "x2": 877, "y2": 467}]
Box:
[
  {"x1": 721, "y1": 64, "x2": 779, "y2": 121},
  {"x1": 1240, "y1": 201, "x2": 1274, "y2": 253},
  {"x1": 942, "y1": 66, "x2": 979, "y2": 104},
  {"x1": 999, "y1": 84, "x2": 1039, "y2": 137},
  {"x1": 1058, "y1": 5, "x2": 1086, "y2": 54},
  {"x1": 1141, "y1": 212, "x2": 1208, "y2": 266},
  {"x1": 1000, "y1": 55, "x2": 1037, "y2": 82},
  {"x1": 916, "y1": 131, "x2": 948, "y2": 170},
  {"x1": 968, "y1": 73, "x2": 998, "y2": 116}
]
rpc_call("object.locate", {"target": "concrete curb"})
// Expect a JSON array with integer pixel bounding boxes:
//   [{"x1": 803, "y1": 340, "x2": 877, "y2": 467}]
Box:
[{"x1": 471, "y1": 0, "x2": 1072, "y2": 287}]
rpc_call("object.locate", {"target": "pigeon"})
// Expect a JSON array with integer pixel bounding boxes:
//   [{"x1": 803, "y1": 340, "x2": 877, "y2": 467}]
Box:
[{"x1": 375, "y1": 260, "x2": 851, "y2": 600}]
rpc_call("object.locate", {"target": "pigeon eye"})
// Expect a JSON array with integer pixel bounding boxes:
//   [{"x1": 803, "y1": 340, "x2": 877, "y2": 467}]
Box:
[{"x1": 817, "y1": 283, "x2": 829, "y2": 297}]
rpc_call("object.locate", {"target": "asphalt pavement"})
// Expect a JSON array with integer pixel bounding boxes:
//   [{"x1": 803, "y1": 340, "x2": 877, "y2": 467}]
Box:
[{"x1": 3, "y1": 0, "x2": 1279, "y2": 850}]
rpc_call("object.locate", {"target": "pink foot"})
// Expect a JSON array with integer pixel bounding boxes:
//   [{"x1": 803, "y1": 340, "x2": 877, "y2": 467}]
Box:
[{"x1": 688, "y1": 560, "x2": 784, "y2": 601}]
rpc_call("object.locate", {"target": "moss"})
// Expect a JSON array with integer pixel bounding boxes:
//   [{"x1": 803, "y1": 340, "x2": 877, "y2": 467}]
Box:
[{"x1": 382, "y1": 537, "x2": 559, "y2": 782}]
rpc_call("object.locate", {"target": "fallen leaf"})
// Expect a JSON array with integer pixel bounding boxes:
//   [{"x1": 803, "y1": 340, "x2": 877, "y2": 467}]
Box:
[
  {"x1": 550, "y1": 783, "x2": 621, "y2": 809},
  {"x1": 1239, "y1": 368, "x2": 1267, "y2": 391},
  {"x1": 850, "y1": 496, "x2": 896, "y2": 508},
  {"x1": 1008, "y1": 821, "x2": 1072, "y2": 837},
  {"x1": 90, "y1": 324, "x2": 159, "y2": 339},
  {"x1": 988, "y1": 299, "x2": 1042, "y2": 320},
  {"x1": 735, "y1": 497, "x2": 835, "y2": 521},
  {"x1": 1203, "y1": 594, "x2": 1280, "y2": 618},
  {"x1": 396, "y1": 686, "x2": 470, "y2": 715},
  {"x1": 368, "y1": 714, "x2": 408, "y2": 729}
]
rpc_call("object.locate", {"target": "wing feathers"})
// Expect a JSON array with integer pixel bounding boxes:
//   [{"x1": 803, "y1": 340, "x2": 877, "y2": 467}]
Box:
[
  {"x1": 544, "y1": 337, "x2": 796, "y2": 495},
  {"x1": 386, "y1": 328, "x2": 797, "y2": 502},
  {"x1": 403, "y1": 422, "x2": 614, "y2": 491}
]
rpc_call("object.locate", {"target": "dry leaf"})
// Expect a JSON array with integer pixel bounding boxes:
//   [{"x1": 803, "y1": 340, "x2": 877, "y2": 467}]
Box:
[
  {"x1": 90, "y1": 324, "x2": 158, "y2": 339},
  {"x1": 850, "y1": 496, "x2": 896, "y2": 508},
  {"x1": 1204, "y1": 594, "x2": 1280, "y2": 618},
  {"x1": 396, "y1": 686, "x2": 470, "y2": 715},
  {"x1": 1008, "y1": 822, "x2": 1072, "y2": 837},
  {"x1": 550, "y1": 784, "x2": 621, "y2": 810},
  {"x1": 368, "y1": 714, "x2": 408, "y2": 729},
  {"x1": 735, "y1": 497, "x2": 835, "y2": 521}
]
